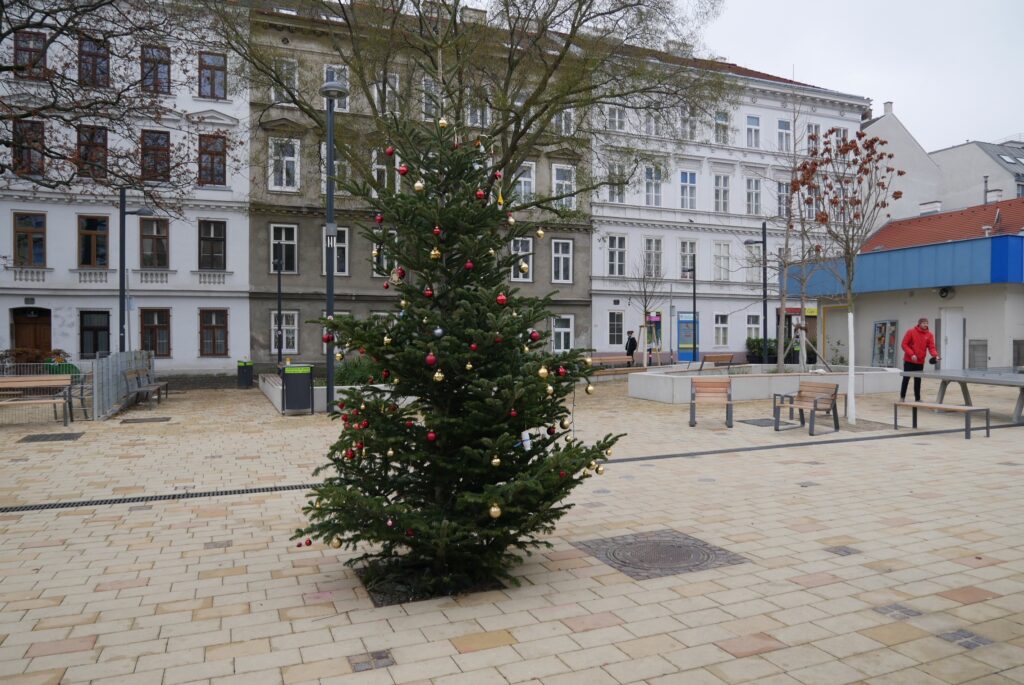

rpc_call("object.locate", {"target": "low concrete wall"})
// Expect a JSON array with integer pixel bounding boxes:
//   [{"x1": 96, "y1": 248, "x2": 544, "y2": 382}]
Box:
[
  {"x1": 258, "y1": 373, "x2": 284, "y2": 413},
  {"x1": 628, "y1": 365, "x2": 902, "y2": 404}
]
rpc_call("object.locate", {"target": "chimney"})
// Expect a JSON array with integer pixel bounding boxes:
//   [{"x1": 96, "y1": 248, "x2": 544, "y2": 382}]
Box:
[
  {"x1": 982, "y1": 225, "x2": 992, "y2": 237},
  {"x1": 883, "y1": 101, "x2": 893, "y2": 115},
  {"x1": 460, "y1": 7, "x2": 485, "y2": 23},
  {"x1": 919, "y1": 200, "x2": 942, "y2": 215},
  {"x1": 983, "y1": 175, "x2": 989, "y2": 204}
]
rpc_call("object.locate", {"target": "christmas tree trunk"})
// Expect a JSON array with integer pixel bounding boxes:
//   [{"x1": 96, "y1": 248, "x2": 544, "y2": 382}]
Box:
[{"x1": 298, "y1": 119, "x2": 620, "y2": 602}]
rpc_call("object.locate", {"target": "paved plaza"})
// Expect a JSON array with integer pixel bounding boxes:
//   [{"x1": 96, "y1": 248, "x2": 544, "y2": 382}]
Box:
[{"x1": 2, "y1": 380, "x2": 1024, "y2": 685}]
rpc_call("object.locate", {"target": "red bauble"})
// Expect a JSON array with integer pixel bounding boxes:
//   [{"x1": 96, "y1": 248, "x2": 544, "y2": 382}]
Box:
[
  {"x1": 494, "y1": 170, "x2": 503, "y2": 179},
  {"x1": 341, "y1": 413, "x2": 349, "y2": 422},
  {"x1": 470, "y1": 343, "x2": 478, "y2": 351},
  {"x1": 385, "y1": 145, "x2": 395, "y2": 157},
  {"x1": 396, "y1": 266, "x2": 406, "y2": 279},
  {"x1": 475, "y1": 189, "x2": 486, "y2": 200},
  {"x1": 529, "y1": 330, "x2": 541, "y2": 342},
  {"x1": 559, "y1": 470, "x2": 567, "y2": 479},
  {"x1": 358, "y1": 347, "x2": 366, "y2": 355},
  {"x1": 425, "y1": 352, "x2": 437, "y2": 366},
  {"x1": 381, "y1": 369, "x2": 390, "y2": 379},
  {"x1": 345, "y1": 448, "x2": 355, "y2": 459},
  {"x1": 360, "y1": 419, "x2": 369, "y2": 429},
  {"x1": 432, "y1": 226, "x2": 442, "y2": 236},
  {"x1": 426, "y1": 430, "x2": 437, "y2": 442},
  {"x1": 397, "y1": 163, "x2": 409, "y2": 176},
  {"x1": 383, "y1": 282, "x2": 389, "y2": 290},
  {"x1": 356, "y1": 441, "x2": 364, "y2": 450},
  {"x1": 547, "y1": 426, "x2": 556, "y2": 435},
  {"x1": 322, "y1": 333, "x2": 333, "y2": 343},
  {"x1": 405, "y1": 528, "x2": 414, "y2": 537},
  {"x1": 375, "y1": 213, "x2": 384, "y2": 224},
  {"x1": 305, "y1": 538, "x2": 312, "y2": 546},
  {"x1": 558, "y1": 366, "x2": 567, "y2": 377},
  {"x1": 405, "y1": 420, "x2": 414, "y2": 428},
  {"x1": 509, "y1": 408, "x2": 518, "y2": 417},
  {"x1": 494, "y1": 335, "x2": 503, "y2": 343},
  {"x1": 337, "y1": 402, "x2": 345, "y2": 409},
  {"x1": 496, "y1": 293, "x2": 508, "y2": 306},
  {"x1": 424, "y1": 287, "x2": 434, "y2": 298},
  {"x1": 296, "y1": 541, "x2": 302, "y2": 547},
  {"x1": 464, "y1": 260, "x2": 474, "y2": 270}
]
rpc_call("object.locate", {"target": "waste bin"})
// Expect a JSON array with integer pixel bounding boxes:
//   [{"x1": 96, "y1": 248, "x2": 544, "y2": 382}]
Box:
[
  {"x1": 237, "y1": 360, "x2": 253, "y2": 389},
  {"x1": 281, "y1": 364, "x2": 314, "y2": 415}
]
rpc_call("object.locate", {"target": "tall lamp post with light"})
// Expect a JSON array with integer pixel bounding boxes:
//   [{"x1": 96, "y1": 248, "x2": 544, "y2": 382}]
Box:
[
  {"x1": 118, "y1": 188, "x2": 154, "y2": 352},
  {"x1": 321, "y1": 79, "x2": 348, "y2": 408},
  {"x1": 744, "y1": 220, "x2": 769, "y2": 360},
  {"x1": 681, "y1": 266, "x2": 698, "y2": 363}
]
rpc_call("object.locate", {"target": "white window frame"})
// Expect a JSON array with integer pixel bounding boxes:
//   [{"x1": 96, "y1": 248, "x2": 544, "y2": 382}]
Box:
[
  {"x1": 371, "y1": 230, "x2": 397, "y2": 277},
  {"x1": 322, "y1": 226, "x2": 349, "y2": 276},
  {"x1": 552, "y1": 109, "x2": 574, "y2": 136},
  {"x1": 322, "y1": 309, "x2": 350, "y2": 354},
  {"x1": 776, "y1": 180, "x2": 790, "y2": 217},
  {"x1": 268, "y1": 138, "x2": 300, "y2": 192},
  {"x1": 644, "y1": 112, "x2": 662, "y2": 137},
  {"x1": 806, "y1": 123, "x2": 821, "y2": 153},
  {"x1": 680, "y1": 170, "x2": 697, "y2": 210},
  {"x1": 552, "y1": 164, "x2": 576, "y2": 209},
  {"x1": 608, "y1": 311, "x2": 623, "y2": 346},
  {"x1": 714, "y1": 174, "x2": 730, "y2": 213},
  {"x1": 273, "y1": 58, "x2": 298, "y2": 104},
  {"x1": 270, "y1": 310, "x2": 298, "y2": 354},
  {"x1": 777, "y1": 120, "x2": 792, "y2": 152},
  {"x1": 270, "y1": 223, "x2": 297, "y2": 274},
  {"x1": 514, "y1": 162, "x2": 535, "y2": 203},
  {"x1": 745, "y1": 242, "x2": 762, "y2": 283},
  {"x1": 681, "y1": 107, "x2": 697, "y2": 140},
  {"x1": 466, "y1": 94, "x2": 489, "y2": 128},
  {"x1": 551, "y1": 239, "x2": 572, "y2": 284},
  {"x1": 713, "y1": 241, "x2": 730, "y2": 281},
  {"x1": 746, "y1": 314, "x2": 760, "y2": 341},
  {"x1": 510, "y1": 236, "x2": 533, "y2": 282},
  {"x1": 377, "y1": 72, "x2": 399, "y2": 114},
  {"x1": 551, "y1": 314, "x2": 574, "y2": 353},
  {"x1": 607, "y1": 234, "x2": 626, "y2": 277},
  {"x1": 643, "y1": 236, "x2": 662, "y2": 278},
  {"x1": 422, "y1": 77, "x2": 439, "y2": 120},
  {"x1": 679, "y1": 240, "x2": 696, "y2": 280},
  {"x1": 320, "y1": 142, "x2": 348, "y2": 196},
  {"x1": 714, "y1": 111, "x2": 729, "y2": 145},
  {"x1": 608, "y1": 162, "x2": 625, "y2": 203},
  {"x1": 714, "y1": 313, "x2": 729, "y2": 347},
  {"x1": 323, "y1": 64, "x2": 349, "y2": 111},
  {"x1": 606, "y1": 105, "x2": 626, "y2": 131},
  {"x1": 644, "y1": 165, "x2": 662, "y2": 207},
  {"x1": 746, "y1": 178, "x2": 761, "y2": 215},
  {"x1": 746, "y1": 115, "x2": 760, "y2": 148}
]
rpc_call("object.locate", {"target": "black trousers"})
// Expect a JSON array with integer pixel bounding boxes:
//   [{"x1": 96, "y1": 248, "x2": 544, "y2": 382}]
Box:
[{"x1": 900, "y1": 361, "x2": 924, "y2": 400}]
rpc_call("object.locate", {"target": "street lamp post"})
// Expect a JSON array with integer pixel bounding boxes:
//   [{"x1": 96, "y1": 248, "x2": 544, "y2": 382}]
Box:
[
  {"x1": 320, "y1": 79, "x2": 348, "y2": 409},
  {"x1": 118, "y1": 188, "x2": 154, "y2": 353},
  {"x1": 745, "y1": 220, "x2": 769, "y2": 360},
  {"x1": 682, "y1": 267, "x2": 698, "y2": 363},
  {"x1": 273, "y1": 252, "x2": 283, "y2": 366}
]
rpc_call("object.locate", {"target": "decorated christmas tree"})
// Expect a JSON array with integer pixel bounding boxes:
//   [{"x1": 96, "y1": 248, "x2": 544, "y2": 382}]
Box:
[{"x1": 297, "y1": 117, "x2": 621, "y2": 601}]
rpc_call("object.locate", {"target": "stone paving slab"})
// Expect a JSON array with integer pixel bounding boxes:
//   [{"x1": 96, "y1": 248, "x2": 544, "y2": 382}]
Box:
[{"x1": 0, "y1": 381, "x2": 1023, "y2": 684}]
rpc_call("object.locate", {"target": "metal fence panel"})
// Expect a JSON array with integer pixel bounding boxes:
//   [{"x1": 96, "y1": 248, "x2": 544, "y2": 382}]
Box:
[
  {"x1": 0, "y1": 360, "x2": 94, "y2": 425},
  {"x1": 92, "y1": 351, "x2": 153, "y2": 420}
]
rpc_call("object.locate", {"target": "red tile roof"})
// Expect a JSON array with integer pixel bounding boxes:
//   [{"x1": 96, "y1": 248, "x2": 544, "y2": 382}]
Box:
[{"x1": 861, "y1": 198, "x2": 1024, "y2": 253}]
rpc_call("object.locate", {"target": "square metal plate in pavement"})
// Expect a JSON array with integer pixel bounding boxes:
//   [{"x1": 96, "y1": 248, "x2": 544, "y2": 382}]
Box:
[
  {"x1": 18, "y1": 433, "x2": 83, "y2": 443},
  {"x1": 572, "y1": 529, "x2": 748, "y2": 581}
]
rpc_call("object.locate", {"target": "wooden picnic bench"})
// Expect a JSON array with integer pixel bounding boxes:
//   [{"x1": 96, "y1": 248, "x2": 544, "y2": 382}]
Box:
[
  {"x1": 123, "y1": 369, "x2": 164, "y2": 409},
  {"x1": 893, "y1": 401, "x2": 989, "y2": 440},
  {"x1": 773, "y1": 381, "x2": 839, "y2": 436},
  {"x1": 0, "y1": 375, "x2": 73, "y2": 426},
  {"x1": 698, "y1": 353, "x2": 734, "y2": 373},
  {"x1": 689, "y1": 377, "x2": 733, "y2": 428}
]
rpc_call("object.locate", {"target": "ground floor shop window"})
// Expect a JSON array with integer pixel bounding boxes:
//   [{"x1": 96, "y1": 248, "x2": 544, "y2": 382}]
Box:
[
  {"x1": 140, "y1": 309, "x2": 171, "y2": 357},
  {"x1": 199, "y1": 309, "x2": 228, "y2": 356},
  {"x1": 79, "y1": 311, "x2": 109, "y2": 359}
]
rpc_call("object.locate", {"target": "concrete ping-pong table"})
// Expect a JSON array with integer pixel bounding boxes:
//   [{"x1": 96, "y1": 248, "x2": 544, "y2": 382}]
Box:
[{"x1": 901, "y1": 367, "x2": 1024, "y2": 423}]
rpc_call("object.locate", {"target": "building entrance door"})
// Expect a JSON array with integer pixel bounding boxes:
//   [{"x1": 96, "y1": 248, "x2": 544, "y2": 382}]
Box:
[
  {"x1": 938, "y1": 307, "x2": 964, "y2": 370},
  {"x1": 11, "y1": 307, "x2": 52, "y2": 354}
]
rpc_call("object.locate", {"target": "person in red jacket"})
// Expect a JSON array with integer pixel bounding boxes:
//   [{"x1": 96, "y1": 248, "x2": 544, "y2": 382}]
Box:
[{"x1": 900, "y1": 317, "x2": 940, "y2": 401}]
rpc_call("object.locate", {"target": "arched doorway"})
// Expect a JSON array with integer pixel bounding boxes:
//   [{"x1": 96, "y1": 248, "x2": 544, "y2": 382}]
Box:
[{"x1": 11, "y1": 307, "x2": 52, "y2": 353}]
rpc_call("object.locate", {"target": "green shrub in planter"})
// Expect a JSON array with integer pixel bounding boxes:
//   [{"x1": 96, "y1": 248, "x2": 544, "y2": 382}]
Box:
[{"x1": 333, "y1": 356, "x2": 382, "y2": 386}]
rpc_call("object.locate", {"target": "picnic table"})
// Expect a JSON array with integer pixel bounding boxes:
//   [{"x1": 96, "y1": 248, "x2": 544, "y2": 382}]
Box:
[{"x1": 901, "y1": 367, "x2": 1024, "y2": 423}]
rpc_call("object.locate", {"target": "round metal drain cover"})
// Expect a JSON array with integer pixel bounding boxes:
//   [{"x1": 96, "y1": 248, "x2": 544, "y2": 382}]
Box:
[
  {"x1": 608, "y1": 540, "x2": 713, "y2": 571},
  {"x1": 572, "y1": 529, "x2": 749, "y2": 580}
]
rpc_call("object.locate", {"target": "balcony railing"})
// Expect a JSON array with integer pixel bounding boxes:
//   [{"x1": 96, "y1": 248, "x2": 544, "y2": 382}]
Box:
[
  {"x1": 193, "y1": 270, "x2": 232, "y2": 285},
  {"x1": 8, "y1": 267, "x2": 51, "y2": 283},
  {"x1": 135, "y1": 269, "x2": 174, "y2": 285},
  {"x1": 72, "y1": 269, "x2": 113, "y2": 284}
]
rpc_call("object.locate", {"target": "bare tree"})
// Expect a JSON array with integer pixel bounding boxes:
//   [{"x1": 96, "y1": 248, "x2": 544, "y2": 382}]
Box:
[
  {"x1": 794, "y1": 128, "x2": 904, "y2": 422},
  {"x1": 625, "y1": 259, "x2": 667, "y2": 368}
]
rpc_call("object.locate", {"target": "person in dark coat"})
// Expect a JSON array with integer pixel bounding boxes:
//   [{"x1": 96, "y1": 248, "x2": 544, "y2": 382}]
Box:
[
  {"x1": 625, "y1": 330, "x2": 638, "y2": 367},
  {"x1": 900, "y1": 317, "x2": 939, "y2": 401}
]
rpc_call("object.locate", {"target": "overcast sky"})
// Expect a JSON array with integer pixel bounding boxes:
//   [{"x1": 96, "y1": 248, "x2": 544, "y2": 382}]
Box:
[{"x1": 701, "y1": 0, "x2": 1022, "y2": 152}]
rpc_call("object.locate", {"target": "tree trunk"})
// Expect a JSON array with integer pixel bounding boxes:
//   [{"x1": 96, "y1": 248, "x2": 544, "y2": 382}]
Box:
[
  {"x1": 776, "y1": 267, "x2": 788, "y2": 373},
  {"x1": 846, "y1": 289, "x2": 856, "y2": 425}
]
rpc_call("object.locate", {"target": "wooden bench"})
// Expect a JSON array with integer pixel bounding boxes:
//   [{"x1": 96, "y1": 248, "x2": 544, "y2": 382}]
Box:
[
  {"x1": 894, "y1": 401, "x2": 989, "y2": 440},
  {"x1": 142, "y1": 368, "x2": 169, "y2": 399},
  {"x1": 699, "y1": 353, "x2": 734, "y2": 373},
  {"x1": 774, "y1": 381, "x2": 839, "y2": 435},
  {"x1": 689, "y1": 377, "x2": 733, "y2": 428},
  {"x1": 0, "y1": 375, "x2": 73, "y2": 426},
  {"x1": 592, "y1": 355, "x2": 635, "y2": 368},
  {"x1": 123, "y1": 369, "x2": 164, "y2": 408}
]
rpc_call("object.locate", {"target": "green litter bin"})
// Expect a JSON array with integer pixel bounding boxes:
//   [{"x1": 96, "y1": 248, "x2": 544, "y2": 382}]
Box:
[
  {"x1": 237, "y1": 361, "x2": 254, "y2": 389},
  {"x1": 281, "y1": 364, "x2": 313, "y2": 415}
]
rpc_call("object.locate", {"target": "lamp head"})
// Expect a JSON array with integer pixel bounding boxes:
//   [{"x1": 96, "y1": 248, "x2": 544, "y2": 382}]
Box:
[
  {"x1": 320, "y1": 80, "x2": 348, "y2": 99},
  {"x1": 129, "y1": 207, "x2": 155, "y2": 217},
  {"x1": 743, "y1": 239, "x2": 759, "y2": 246}
]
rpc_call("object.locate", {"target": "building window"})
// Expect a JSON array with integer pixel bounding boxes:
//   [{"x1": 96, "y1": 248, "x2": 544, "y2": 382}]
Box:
[
  {"x1": 78, "y1": 215, "x2": 108, "y2": 268},
  {"x1": 140, "y1": 309, "x2": 171, "y2": 357},
  {"x1": 320, "y1": 143, "x2": 348, "y2": 195},
  {"x1": 14, "y1": 213, "x2": 46, "y2": 267},
  {"x1": 323, "y1": 64, "x2": 349, "y2": 111},
  {"x1": 76, "y1": 126, "x2": 107, "y2": 179},
  {"x1": 270, "y1": 224, "x2": 297, "y2": 273},
  {"x1": 14, "y1": 32, "x2": 47, "y2": 80},
  {"x1": 681, "y1": 107, "x2": 698, "y2": 140},
  {"x1": 13, "y1": 121, "x2": 44, "y2": 176},
  {"x1": 552, "y1": 315, "x2": 573, "y2": 353},
  {"x1": 607, "y1": 234, "x2": 626, "y2": 276},
  {"x1": 644, "y1": 166, "x2": 662, "y2": 207},
  {"x1": 271, "y1": 311, "x2": 298, "y2": 354},
  {"x1": 776, "y1": 180, "x2": 790, "y2": 217},
  {"x1": 198, "y1": 134, "x2": 226, "y2": 186},
  {"x1": 644, "y1": 113, "x2": 662, "y2": 137},
  {"x1": 745, "y1": 242, "x2": 762, "y2": 282},
  {"x1": 713, "y1": 111, "x2": 729, "y2": 144},
  {"x1": 324, "y1": 226, "x2": 349, "y2": 275},
  {"x1": 1017, "y1": 183, "x2": 1024, "y2": 199},
  {"x1": 273, "y1": 58, "x2": 298, "y2": 103},
  {"x1": 552, "y1": 109, "x2": 573, "y2": 136},
  {"x1": 80, "y1": 311, "x2": 110, "y2": 359},
  {"x1": 643, "y1": 237, "x2": 662, "y2": 278},
  {"x1": 198, "y1": 52, "x2": 227, "y2": 99},
  {"x1": 199, "y1": 309, "x2": 228, "y2": 356},
  {"x1": 713, "y1": 241, "x2": 730, "y2": 281},
  {"x1": 466, "y1": 96, "x2": 489, "y2": 128},
  {"x1": 746, "y1": 178, "x2": 761, "y2": 215},
  {"x1": 746, "y1": 315, "x2": 760, "y2": 341},
  {"x1": 511, "y1": 237, "x2": 532, "y2": 282},
  {"x1": 372, "y1": 230, "x2": 397, "y2": 276},
  {"x1": 198, "y1": 220, "x2": 226, "y2": 270},
  {"x1": 141, "y1": 45, "x2": 171, "y2": 94},
  {"x1": 714, "y1": 314, "x2": 729, "y2": 346},
  {"x1": 607, "y1": 162, "x2": 625, "y2": 203},
  {"x1": 680, "y1": 240, "x2": 695, "y2": 280},
  {"x1": 552, "y1": 239, "x2": 572, "y2": 283},
  {"x1": 141, "y1": 130, "x2": 170, "y2": 182},
  {"x1": 777, "y1": 120, "x2": 792, "y2": 152},
  {"x1": 608, "y1": 311, "x2": 623, "y2": 346},
  {"x1": 514, "y1": 162, "x2": 535, "y2": 203},
  {"x1": 377, "y1": 72, "x2": 399, "y2": 114},
  {"x1": 746, "y1": 115, "x2": 760, "y2": 148},
  {"x1": 422, "y1": 76, "x2": 438, "y2": 120},
  {"x1": 552, "y1": 164, "x2": 576, "y2": 208},
  {"x1": 269, "y1": 138, "x2": 300, "y2": 191},
  {"x1": 713, "y1": 174, "x2": 730, "y2": 213},
  {"x1": 606, "y1": 105, "x2": 626, "y2": 131},
  {"x1": 837, "y1": 127, "x2": 849, "y2": 141},
  {"x1": 140, "y1": 218, "x2": 169, "y2": 268},
  {"x1": 806, "y1": 123, "x2": 820, "y2": 153},
  {"x1": 680, "y1": 171, "x2": 697, "y2": 210},
  {"x1": 78, "y1": 38, "x2": 109, "y2": 87}
]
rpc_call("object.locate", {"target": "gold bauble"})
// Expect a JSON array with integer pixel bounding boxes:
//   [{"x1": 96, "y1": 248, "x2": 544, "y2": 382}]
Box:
[
  {"x1": 538, "y1": 366, "x2": 549, "y2": 379},
  {"x1": 488, "y1": 248, "x2": 496, "y2": 256},
  {"x1": 546, "y1": 384, "x2": 554, "y2": 396},
  {"x1": 536, "y1": 228, "x2": 545, "y2": 239},
  {"x1": 383, "y1": 335, "x2": 392, "y2": 346},
  {"x1": 596, "y1": 465, "x2": 605, "y2": 475},
  {"x1": 560, "y1": 418, "x2": 571, "y2": 429},
  {"x1": 360, "y1": 403, "x2": 366, "y2": 410},
  {"x1": 386, "y1": 448, "x2": 394, "y2": 457},
  {"x1": 518, "y1": 261, "x2": 529, "y2": 274},
  {"x1": 400, "y1": 299, "x2": 409, "y2": 309},
  {"x1": 585, "y1": 384, "x2": 595, "y2": 394},
  {"x1": 584, "y1": 356, "x2": 592, "y2": 367},
  {"x1": 372, "y1": 248, "x2": 379, "y2": 258},
  {"x1": 438, "y1": 117, "x2": 448, "y2": 128},
  {"x1": 507, "y1": 216, "x2": 516, "y2": 225},
  {"x1": 605, "y1": 448, "x2": 612, "y2": 457},
  {"x1": 490, "y1": 456, "x2": 501, "y2": 467},
  {"x1": 523, "y1": 345, "x2": 530, "y2": 353},
  {"x1": 433, "y1": 369, "x2": 445, "y2": 382},
  {"x1": 392, "y1": 376, "x2": 400, "y2": 385},
  {"x1": 414, "y1": 180, "x2": 425, "y2": 192},
  {"x1": 335, "y1": 352, "x2": 342, "y2": 361},
  {"x1": 330, "y1": 538, "x2": 342, "y2": 549},
  {"x1": 588, "y1": 460, "x2": 597, "y2": 470},
  {"x1": 422, "y1": 316, "x2": 429, "y2": 324},
  {"x1": 465, "y1": 361, "x2": 474, "y2": 371},
  {"x1": 430, "y1": 247, "x2": 441, "y2": 260},
  {"x1": 489, "y1": 503, "x2": 502, "y2": 519}
]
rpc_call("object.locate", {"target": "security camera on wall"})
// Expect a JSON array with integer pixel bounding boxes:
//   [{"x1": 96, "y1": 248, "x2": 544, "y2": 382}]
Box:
[{"x1": 938, "y1": 287, "x2": 955, "y2": 299}]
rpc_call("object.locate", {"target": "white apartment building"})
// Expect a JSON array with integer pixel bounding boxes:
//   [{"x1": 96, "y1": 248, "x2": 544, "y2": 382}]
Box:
[
  {"x1": 1, "y1": 32, "x2": 250, "y2": 373},
  {"x1": 589, "y1": 65, "x2": 871, "y2": 360}
]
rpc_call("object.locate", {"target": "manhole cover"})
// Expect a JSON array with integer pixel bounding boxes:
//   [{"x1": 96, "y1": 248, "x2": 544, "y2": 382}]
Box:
[
  {"x1": 121, "y1": 417, "x2": 172, "y2": 424},
  {"x1": 572, "y1": 529, "x2": 748, "y2": 580},
  {"x1": 739, "y1": 418, "x2": 793, "y2": 427},
  {"x1": 19, "y1": 433, "x2": 83, "y2": 443}
]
